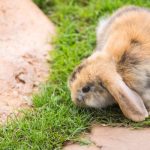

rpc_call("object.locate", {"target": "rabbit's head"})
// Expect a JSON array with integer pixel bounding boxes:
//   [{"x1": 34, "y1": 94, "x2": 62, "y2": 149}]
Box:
[
  {"x1": 68, "y1": 52, "x2": 115, "y2": 108},
  {"x1": 68, "y1": 51, "x2": 148, "y2": 122}
]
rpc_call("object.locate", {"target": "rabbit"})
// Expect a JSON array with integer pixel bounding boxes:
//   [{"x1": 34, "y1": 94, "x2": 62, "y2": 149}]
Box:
[{"x1": 67, "y1": 5, "x2": 150, "y2": 122}]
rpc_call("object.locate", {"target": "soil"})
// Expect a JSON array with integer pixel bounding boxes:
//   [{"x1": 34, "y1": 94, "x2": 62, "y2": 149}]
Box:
[
  {"x1": 63, "y1": 125, "x2": 150, "y2": 150},
  {"x1": 0, "y1": 0, "x2": 55, "y2": 124}
]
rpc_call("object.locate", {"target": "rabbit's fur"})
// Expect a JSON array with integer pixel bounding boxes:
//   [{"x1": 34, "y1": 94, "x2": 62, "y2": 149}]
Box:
[{"x1": 68, "y1": 6, "x2": 150, "y2": 122}]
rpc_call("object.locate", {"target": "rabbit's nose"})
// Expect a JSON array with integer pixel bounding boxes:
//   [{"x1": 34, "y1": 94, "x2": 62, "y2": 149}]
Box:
[{"x1": 77, "y1": 95, "x2": 84, "y2": 103}]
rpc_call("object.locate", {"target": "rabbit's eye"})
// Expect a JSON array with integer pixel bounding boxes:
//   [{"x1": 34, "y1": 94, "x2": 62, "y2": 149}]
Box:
[{"x1": 82, "y1": 86, "x2": 90, "y2": 93}]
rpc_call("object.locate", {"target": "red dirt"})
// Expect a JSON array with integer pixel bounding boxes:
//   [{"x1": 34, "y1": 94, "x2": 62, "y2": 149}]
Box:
[{"x1": 0, "y1": 0, "x2": 55, "y2": 124}]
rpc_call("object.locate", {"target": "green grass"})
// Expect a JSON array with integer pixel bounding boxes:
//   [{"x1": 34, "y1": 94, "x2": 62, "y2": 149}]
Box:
[{"x1": 1, "y1": 0, "x2": 150, "y2": 149}]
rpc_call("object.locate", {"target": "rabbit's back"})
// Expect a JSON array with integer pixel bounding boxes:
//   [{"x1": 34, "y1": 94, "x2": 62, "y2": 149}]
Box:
[
  {"x1": 96, "y1": 6, "x2": 150, "y2": 111},
  {"x1": 96, "y1": 6, "x2": 150, "y2": 52}
]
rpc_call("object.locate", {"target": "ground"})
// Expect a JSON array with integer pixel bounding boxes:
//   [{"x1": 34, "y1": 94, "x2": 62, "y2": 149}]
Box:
[
  {"x1": 0, "y1": 0, "x2": 55, "y2": 124},
  {"x1": 1, "y1": 0, "x2": 150, "y2": 150},
  {"x1": 64, "y1": 126, "x2": 150, "y2": 150}
]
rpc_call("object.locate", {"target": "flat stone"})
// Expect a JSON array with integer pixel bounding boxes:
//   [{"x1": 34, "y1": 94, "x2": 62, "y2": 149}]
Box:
[
  {"x1": 64, "y1": 144, "x2": 100, "y2": 150},
  {"x1": 64, "y1": 126, "x2": 150, "y2": 150}
]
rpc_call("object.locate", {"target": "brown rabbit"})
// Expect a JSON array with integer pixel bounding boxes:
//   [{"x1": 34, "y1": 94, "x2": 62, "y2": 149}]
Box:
[{"x1": 68, "y1": 6, "x2": 150, "y2": 122}]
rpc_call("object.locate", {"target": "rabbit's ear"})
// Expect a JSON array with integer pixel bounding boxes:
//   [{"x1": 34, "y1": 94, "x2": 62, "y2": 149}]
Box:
[{"x1": 106, "y1": 77, "x2": 148, "y2": 122}]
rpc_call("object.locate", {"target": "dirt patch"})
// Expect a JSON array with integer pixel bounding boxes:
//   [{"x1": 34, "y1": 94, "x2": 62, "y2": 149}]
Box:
[
  {"x1": 63, "y1": 126, "x2": 150, "y2": 150},
  {"x1": 0, "y1": 0, "x2": 55, "y2": 124}
]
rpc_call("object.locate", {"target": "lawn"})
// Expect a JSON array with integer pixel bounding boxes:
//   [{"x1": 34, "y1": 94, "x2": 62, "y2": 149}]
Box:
[{"x1": 1, "y1": 0, "x2": 150, "y2": 149}]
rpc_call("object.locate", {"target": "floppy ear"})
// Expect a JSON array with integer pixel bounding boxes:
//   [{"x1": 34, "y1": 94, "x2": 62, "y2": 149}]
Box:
[{"x1": 105, "y1": 76, "x2": 148, "y2": 122}]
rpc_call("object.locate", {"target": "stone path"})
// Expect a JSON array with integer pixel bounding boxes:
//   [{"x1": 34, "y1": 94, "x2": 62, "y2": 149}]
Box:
[
  {"x1": 0, "y1": 0, "x2": 55, "y2": 124},
  {"x1": 64, "y1": 125, "x2": 150, "y2": 150}
]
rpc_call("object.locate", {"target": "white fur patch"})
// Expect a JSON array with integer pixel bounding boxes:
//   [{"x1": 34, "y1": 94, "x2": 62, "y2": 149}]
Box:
[
  {"x1": 85, "y1": 96, "x2": 115, "y2": 109},
  {"x1": 96, "y1": 17, "x2": 109, "y2": 42}
]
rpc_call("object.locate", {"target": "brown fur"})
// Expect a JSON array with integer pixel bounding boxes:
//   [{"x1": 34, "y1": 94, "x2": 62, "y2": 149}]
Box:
[{"x1": 68, "y1": 6, "x2": 150, "y2": 122}]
